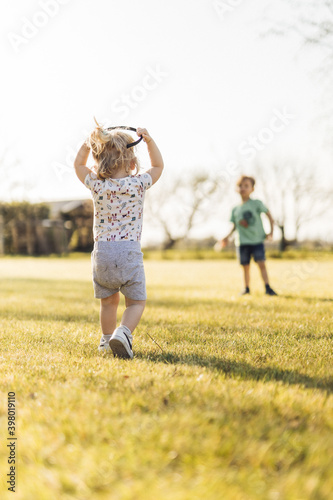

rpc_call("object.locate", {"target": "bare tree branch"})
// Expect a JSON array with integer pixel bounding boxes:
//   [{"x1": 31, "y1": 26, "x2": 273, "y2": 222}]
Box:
[
  {"x1": 145, "y1": 172, "x2": 224, "y2": 249},
  {"x1": 253, "y1": 159, "x2": 333, "y2": 247}
]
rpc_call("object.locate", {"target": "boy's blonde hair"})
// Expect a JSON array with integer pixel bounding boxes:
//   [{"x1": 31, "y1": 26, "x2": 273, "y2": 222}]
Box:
[
  {"x1": 236, "y1": 175, "x2": 255, "y2": 188},
  {"x1": 87, "y1": 118, "x2": 140, "y2": 180}
]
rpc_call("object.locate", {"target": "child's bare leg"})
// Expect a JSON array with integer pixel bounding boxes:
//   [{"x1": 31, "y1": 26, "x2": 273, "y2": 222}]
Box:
[
  {"x1": 109, "y1": 297, "x2": 145, "y2": 359},
  {"x1": 257, "y1": 260, "x2": 269, "y2": 285},
  {"x1": 100, "y1": 292, "x2": 120, "y2": 335},
  {"x1": 242, "y1": 264, "x2": 250, "y2": 288},
  {"x1": 121, "y1": 297, "x2": 146, "y2": 333},
  {"x1": 257, "y1": 260, "x2": 277, "y2": 295}
]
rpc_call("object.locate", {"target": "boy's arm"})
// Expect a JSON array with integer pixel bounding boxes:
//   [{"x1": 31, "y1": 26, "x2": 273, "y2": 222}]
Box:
[
  {"x1": 137, "y1": 128, "x2": 164, "y2": 185},
  {"x1": 220, "y1": 224, "x2": 236, "y2": 247},
  {"x1": 74, "y1": 142, "x2": 93, "y2": 184},
  {"x1": 224, "y1": 224, "x2": 236, "y2": 240},
  {"x1": 265, "y1": 210, "x2": 274, "y2": 239}
]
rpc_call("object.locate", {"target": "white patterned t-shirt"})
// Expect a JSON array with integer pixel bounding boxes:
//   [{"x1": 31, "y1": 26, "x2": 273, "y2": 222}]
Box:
[{"x1": 84, "y1": 172, "x2": 152, "y2": 241}]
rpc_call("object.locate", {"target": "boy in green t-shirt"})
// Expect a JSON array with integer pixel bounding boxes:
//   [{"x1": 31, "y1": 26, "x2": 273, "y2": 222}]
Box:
[{"x1": 221, "y1": 175, "x2": 277, "y2": 296}]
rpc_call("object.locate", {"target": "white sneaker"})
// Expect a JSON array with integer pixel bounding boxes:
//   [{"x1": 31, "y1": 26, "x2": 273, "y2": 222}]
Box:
[
  {"x1": 109, "y1": 327, "x2": 133, "y2": 359},
  {"x1": 98, "y1": 335, "x2": 111, "y2": 352}
]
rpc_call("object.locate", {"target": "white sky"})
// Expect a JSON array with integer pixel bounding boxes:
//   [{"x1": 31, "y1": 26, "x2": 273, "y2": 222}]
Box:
[{"x1": 0, "y1": 0, "x2": 332, "y2": 242}]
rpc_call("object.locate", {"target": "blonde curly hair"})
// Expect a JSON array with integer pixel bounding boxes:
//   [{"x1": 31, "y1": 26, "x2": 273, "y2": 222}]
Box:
[{"x1": 86, "y1": 118, "x2": 140, "y2": 180}]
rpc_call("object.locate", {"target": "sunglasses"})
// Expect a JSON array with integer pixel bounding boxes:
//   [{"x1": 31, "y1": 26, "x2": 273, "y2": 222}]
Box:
[{"x1": 106, "y1": 126, "x2": 143, "y2": 149}]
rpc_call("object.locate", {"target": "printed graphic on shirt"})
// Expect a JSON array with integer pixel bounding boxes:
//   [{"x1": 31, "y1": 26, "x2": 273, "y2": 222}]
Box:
[
  {"x1": 84, "y1": 172, "x2": 152, "y2": 242},
  {"x1": 239, "y1": 210, "x2": 255, "y2": 228}
]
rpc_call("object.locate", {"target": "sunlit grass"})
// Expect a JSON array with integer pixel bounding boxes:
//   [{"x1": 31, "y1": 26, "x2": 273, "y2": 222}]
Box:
[{"x1": 0, "y1": 258, "x2": 332, "y2": 499}]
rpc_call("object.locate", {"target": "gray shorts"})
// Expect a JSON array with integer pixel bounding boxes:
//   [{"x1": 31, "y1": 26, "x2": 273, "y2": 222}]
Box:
[{"x1": 91, "y1": 241, "x2": 146, "y2": 300}]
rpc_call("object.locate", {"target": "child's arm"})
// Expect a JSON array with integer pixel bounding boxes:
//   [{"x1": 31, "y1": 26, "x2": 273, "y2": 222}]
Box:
[
  {"x1": 220, "y1": 224, "x2": 236, "y2": 247},
  {"x1": 137, "y1": 128, "x2": 164, "y2": 185},
  {"x1": 74, "y1": 142, "x2": 93, "y2": 184},
  {"x1": 265, "y1": 210, "x2": 274, "y2": 239},
  {"x1": 216, "y1": 224, "x2": 236, "y2": 248}
]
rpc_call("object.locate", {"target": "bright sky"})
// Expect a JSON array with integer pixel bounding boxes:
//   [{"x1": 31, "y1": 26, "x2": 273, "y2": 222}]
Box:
[{"x1": 0, "y1": 0, "x2": 332, "y2": 242}]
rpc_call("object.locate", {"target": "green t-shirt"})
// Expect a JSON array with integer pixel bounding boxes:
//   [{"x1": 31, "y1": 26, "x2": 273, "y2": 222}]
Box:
[{"x1": 230, "y1": 198, "x2": 268, "y2": 246}]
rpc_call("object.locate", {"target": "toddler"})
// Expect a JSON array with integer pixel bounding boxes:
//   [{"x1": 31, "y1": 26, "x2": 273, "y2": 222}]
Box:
[{"x1": 74, "y1": 120, "x2": 164, "y2": 358}]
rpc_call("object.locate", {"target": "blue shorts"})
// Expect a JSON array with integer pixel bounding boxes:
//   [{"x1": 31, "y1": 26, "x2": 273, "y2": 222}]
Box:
[{"x1": 237, "y1": 243, "x2": 266, "y2": 266}]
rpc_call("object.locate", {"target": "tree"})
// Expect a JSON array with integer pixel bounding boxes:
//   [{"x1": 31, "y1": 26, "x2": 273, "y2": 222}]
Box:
[
  {"x1": 261, "y1": 2, "x2": 333, "y2": 248},
  {"x1": 253, "y1": 159, "x2": 333, "y2": 250},
  {"x1": 145, "y1": 172, "x2": 223, "y2": 249},
  {"x1": 0, "y1": 201, "x2": 50, "y2": 254}
]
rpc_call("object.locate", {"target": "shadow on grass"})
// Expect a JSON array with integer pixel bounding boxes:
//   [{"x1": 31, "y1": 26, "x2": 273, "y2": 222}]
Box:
[
  {"x1": 281, "y1": 295, "x2": 333, "y2": 303},
  {"x1": 0, "y1": 309, "x2": 98, "y2": 324},
  {"x1": 147, "y1": 295, "x2": 333, "y2": 310},
  {"x1": 135, "y1": 350, "x2": 333, "y2": 393},
  {"x1": 146, "y1": 298, "x2": 232, "y2": 310}
]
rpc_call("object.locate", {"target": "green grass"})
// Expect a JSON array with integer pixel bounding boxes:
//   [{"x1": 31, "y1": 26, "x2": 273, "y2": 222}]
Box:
[{"x1": 0, "y1": 257, "x2": 332, "y2": 500}]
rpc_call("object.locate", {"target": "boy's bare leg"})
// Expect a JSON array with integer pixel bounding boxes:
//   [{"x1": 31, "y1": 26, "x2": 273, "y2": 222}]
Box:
[
  {"x1": 257, "y1": 260, "x2": 278, "y2": 295},
  {"x1": 100, "y1": 292, "x2": 120, "y2": 335},
  {"x1": 121, "y1": 297, "x2": 146, "y2": 333},
  {"x1": 242, "y1": 264, "x2": 250, "y2": 288},
  {"x1": 257, "y1": 260, "x2": 269, "y2": 285}
]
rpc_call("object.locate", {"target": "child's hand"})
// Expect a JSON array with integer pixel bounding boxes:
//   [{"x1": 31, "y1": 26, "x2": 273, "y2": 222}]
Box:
[
  {"x1": 221, "y1": 237, "x2": 229, "y2": 248},
  {"x1": 214, "y1": 238, "x2": 228, "y2": 251},
  {"x1": 266, "y1": 232, "x2": 273, "y2": 241},
  {"x1": 137, "y1": 128, "x2": 152, "y2": 144},
  {"x1": 214, "y1": 241, "x2": 222, "y2": 251}
]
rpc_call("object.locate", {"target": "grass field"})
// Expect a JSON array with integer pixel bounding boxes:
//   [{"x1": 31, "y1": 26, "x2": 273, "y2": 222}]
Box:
[{"x1": 0, "y1": 256, "x2": 332, "y2": 500}]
